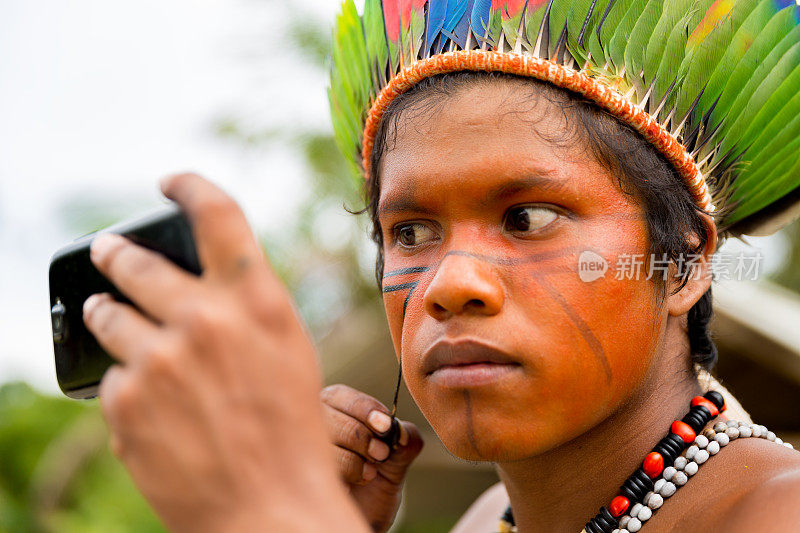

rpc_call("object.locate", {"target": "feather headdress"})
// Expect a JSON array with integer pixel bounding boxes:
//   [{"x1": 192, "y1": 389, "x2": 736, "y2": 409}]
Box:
[{"x1": 329, "y1": 0, "x2": 800, "y2": 236}]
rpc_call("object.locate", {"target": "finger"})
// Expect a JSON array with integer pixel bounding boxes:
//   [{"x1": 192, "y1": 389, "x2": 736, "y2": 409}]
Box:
[
  {"x1": 83, "y1": 293, "x2": 164, "y2": 365},
  {"x1": 320, "y1": 384, "x2": 394, "y2": 436},
  {"x1": 97, "y1": 363, "x2": 132, "y2": 446},
  {"x1": 334, "y1": 448, "x2": 376, "y2": 486},
  {"x1": 376, "y1": 421, "x2": 424, "y2": 485},
  {"x1": 160, "y1": 173, "x2": 267, "y2": 282},
  {"x1": 89, "y1": 233, "x2": 200, "y2": 323},
  {"x1": 323, "y1": 405, "x2": 391, "y2": 463}
]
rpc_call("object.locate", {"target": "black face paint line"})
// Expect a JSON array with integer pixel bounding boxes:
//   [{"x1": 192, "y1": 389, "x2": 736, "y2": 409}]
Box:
[
  {"x1": 463, "y1": 390, "x2": 482, "y2": 458},
  {"x1": 381, "y1": 266, "x2": 431, "y2": 416},
  {"x1": 382, "y1": 266, "x2": 431, "y2": 319},
  {"x1": 535, "y1": 274, "x2": 613, "y2": 383}
]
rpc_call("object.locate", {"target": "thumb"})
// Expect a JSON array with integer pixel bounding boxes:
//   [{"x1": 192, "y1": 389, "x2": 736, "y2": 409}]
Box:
[{"x1": 376, "y1": 420, "x2": 423, "y2": 484}]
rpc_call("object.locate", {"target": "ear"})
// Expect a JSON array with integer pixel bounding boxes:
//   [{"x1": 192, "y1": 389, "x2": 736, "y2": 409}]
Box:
[{"x1": 667, "y1": 212, "x2": 717, "y2": 317}]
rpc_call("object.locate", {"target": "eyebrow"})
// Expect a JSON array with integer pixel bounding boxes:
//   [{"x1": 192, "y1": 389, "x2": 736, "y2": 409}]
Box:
[
  {"x1": 378, "y1": 173, "x2": 565, "y2": 218},
  {"x1": 480, "y1": 174, "x2": 565, "y2": 207}
]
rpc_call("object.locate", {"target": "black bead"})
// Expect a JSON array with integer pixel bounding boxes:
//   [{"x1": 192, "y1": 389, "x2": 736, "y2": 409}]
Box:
[
  {"x1": 633, "y1": 469, "x2": 655, "y2": 491},
  {"x1": 584, "y1": 518, "x2": 604, "y2": 533},
  {"x1": 666, "y1": 432, "x2": 686, "y2": 448},
  {"x1": 694, "y1": 404, "x2": 712, "y2": 423},
  {"x1": 620, "y1": 485, "x2": 638, "y2": 502},
  {"x1": 704, "y1": 390, "x2": 725, "y2": 410},
  {"x1": 592, "y1": 509, "x2": 616, "y2": 531},
  {"x1": 599, "y1": 507, "x2": 617, "y2": 527},
  {"x1": 501, "y1": 506, "x2": 515, "y2": 526},
  {"x1": 682, "y1": 411, "x2": 704, "y2": 433}
]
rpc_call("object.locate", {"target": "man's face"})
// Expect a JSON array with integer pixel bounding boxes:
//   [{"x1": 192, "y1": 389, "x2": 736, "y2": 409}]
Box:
[{"x1": 377, "y1": 80, "x2": 670, "y2": 462}]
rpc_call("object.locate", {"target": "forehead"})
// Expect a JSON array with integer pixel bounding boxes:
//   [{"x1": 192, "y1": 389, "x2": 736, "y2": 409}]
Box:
[{"x1": 376, "y1": 80, "x2": 618, "y2": 208}]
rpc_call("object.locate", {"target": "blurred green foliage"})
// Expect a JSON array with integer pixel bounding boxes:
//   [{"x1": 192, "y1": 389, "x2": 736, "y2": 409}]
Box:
[{"x1": 0, "y1": 382, "x2": 163, "y2": 533}]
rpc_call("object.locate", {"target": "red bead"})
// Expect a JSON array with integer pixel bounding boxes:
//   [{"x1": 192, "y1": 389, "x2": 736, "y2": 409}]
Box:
[
  {"x1": 671, "y1": 420, "x2": 697, "y2": 444},
  {"x1": 691, "y1": 396, "x2": 719, "y2": 417},
  {"x1": 720, "y1": 402, "x2": 727, "y2": 413},
  {"x1": 643, "y1": 452, "x2": 664, "y2": 478},
  {"x1": 609, "y1": 495, "x2": 630, "y2": 518}
]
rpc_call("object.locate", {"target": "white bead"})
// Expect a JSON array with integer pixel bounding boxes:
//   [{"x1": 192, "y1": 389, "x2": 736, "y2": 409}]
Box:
[
  {"x1": 619, "y1": 515, "x2": 631, "y2": 528},
  {"x1": 738, "y1": 426, "x2": 752, "y2": 438},
  {"x1": 707, "y1": 440, "x2": 720, "y2": 455},
  {"x1": 637, "y1": 507, "x2": 652, "y2": 522},
  {"x1": 776, "y1": 437, "x2": 784, "y2": 445},
  {"x1": 694, "y1": 449, "x2": 710, "y2": 464},
  {"x1": 751, "y1": 425, "x2": 763, "y2": 438},
  {"x1": 627, "y1": 517, "x2": 642, "y2": 532},
  {"x1": 612, "y1": 530, "x2": 621, "y2": 533},
  {"x1": 714, "y1": 421, "x2": 727, "y2": 432},
  {"x1": 727, "y1": 420, "x2": 738, "y2": 427},
  {"x1": 715, "y1": 433, "x2": 730, "y2": 447},
  {"x1": 674, "y1": 456, "x2": 688, "y2": 470},
  {"x1": 725, "y1": 427, "x2": 740, "y2": 439},
  {"x1": 784, "y1": 442, "x2": 794, "y2": 449},
  {"x1": 695, "y1": 435, "x2": 709, "y2": 449},
  {"x1": 654, "y1": 478, "x2": 666, "y2": 493},
  {"x1": 760, "y1": 425, "x2": 769, "y2": 436},
  {"x1": 642, "y1": 492, "x2": 654, "y2": 506},
  {"x1": 673, "y1": 471, "x2": 688, "y2": 486},
  {"x1": 659, "y1": 481, "x2": 677, "y2": 498},
  {"x1": 663, "y1": 466, "x2": 676, "y2": 481},
  {"x1": 648, "y1": 493, "x2": 664, "y2": 509},
  {"x1": 629, "y1": 503, "x2": 643, "y2": 518},
  {"x1": 684, "y1": 461, "x2": 699, "y2": 476},
  {"x1": 686, "y1": 445, "x2": 699, "y2": 461},
  {"x1": 767, "y1": 431, "x2": 776, "y2": 441}
]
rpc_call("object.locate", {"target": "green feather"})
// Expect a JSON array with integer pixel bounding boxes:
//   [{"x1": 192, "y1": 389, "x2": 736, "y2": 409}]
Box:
[
  {"x1": 674, "y1": 0, "x2": 757, "y2": 125},
  {"x1": 607, "y1": 0, "x2": 645, "y2": 73},
  {"x1": 363, "y1": 0, "x2": 389, "y2": 90},
  {"x1": 566, "y1": 0, "x2": 611, "y2": 66},
  {"x1": 622, "y1": 0, "x2": 663, "y2": 98},
  {"x1": 642, "y1": 0, "x2": 694, "y2": 97},
  {"x1": 524, "y1": 1, "x2": 550, "y2": 54},
  {"x1": 548, "y1": 0, "x2": 577, "y2": 58},
  {"x1": 714, "y1": 42, "x2": 800, "y2": 163}
]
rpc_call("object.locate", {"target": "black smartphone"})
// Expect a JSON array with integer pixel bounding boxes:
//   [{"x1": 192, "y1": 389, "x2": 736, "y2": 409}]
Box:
[{"x1": 49, "y1": 204, "x2": 201, "y2": 399}]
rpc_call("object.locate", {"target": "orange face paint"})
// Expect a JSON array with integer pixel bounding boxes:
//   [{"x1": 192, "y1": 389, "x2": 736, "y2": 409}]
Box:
[{"x1": 377, "y1": 80, "x2": 671, "y2": 461}]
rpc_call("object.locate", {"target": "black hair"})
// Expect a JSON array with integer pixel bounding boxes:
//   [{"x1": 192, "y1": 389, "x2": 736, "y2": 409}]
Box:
[{"x1": 361, "y1": 71, "x2": 718, "y2": 372}]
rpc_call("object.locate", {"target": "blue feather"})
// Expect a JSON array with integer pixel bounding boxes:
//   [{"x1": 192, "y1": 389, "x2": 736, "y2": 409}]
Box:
[
  {"x1": 425, "y1": 0, "x2": 449, "y2": 54},
  {"x1": 449, "y1": 0, "x2": 477, "y2": 48},
  {"x1": 471, "y1": 0, "x2": 493, "y2": 44}
]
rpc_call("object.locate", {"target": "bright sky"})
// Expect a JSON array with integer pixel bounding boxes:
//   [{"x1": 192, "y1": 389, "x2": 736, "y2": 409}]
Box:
[{"x1": 0, "y1": 0, "x2": 791, "y2": 394}]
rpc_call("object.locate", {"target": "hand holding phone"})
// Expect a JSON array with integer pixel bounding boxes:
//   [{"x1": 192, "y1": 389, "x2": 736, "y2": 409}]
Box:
[
  {"x1": 49, "y1": 205, "x2": 201, "y2": 398},
  {"x1": 72, "y1": 174, "x2": 367, "y2": 532}
]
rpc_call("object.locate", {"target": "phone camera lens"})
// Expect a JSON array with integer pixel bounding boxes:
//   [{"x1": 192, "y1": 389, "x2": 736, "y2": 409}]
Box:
[{"x1": 51, "y1": 298, "x2": 67, "y2": 343}]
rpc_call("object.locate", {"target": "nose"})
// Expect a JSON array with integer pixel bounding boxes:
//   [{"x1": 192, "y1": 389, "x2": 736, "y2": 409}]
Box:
[{"x1": 423, "y1": 252, "x2": 505, "y2": 320}]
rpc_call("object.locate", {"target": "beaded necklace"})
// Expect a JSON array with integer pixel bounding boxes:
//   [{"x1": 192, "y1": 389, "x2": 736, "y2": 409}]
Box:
[{"x1": 496, "y1": 391, "x2": 795, "y2": 533}]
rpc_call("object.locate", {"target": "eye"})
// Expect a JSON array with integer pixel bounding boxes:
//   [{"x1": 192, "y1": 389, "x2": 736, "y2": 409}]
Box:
[
  {"x1": 393, "y1": 222, "x2": 437, "y2": 248},
  {"x1": 504, "y1": 205, "x2": 559, "y2": 236}
]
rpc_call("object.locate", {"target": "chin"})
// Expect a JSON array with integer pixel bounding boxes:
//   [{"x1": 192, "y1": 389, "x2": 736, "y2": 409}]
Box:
[{"x1": 424, "y1": 399, "x2": 557, "y2": 462}]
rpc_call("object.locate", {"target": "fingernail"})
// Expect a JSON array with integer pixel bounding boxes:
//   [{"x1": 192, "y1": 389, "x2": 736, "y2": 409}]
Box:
[
  {"x1": 90, "y1": 233, "x2": 124, "y2": 264},
  {"x1": 362, "y1": 463, "x2": 377, "y2": 482},
  {"x1": 368, "y1": 438, "x2": 390, "y2": 462},
  {"x1": 367, "y1": 410, "x2": 392, "y2": 433},
  {"x1": 83, "y1": 293, "x2": 109, "y2": 319},
  {"x1": 399, "y1": 424, "x2": 409, "y2": 447}
]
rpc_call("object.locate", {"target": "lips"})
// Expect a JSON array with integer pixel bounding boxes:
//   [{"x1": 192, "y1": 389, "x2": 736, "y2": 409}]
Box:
[{"x1": 421, "y1": 339, "x2": 521, "y2": 376}]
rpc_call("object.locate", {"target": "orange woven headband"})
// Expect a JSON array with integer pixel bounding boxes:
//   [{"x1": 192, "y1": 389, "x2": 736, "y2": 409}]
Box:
[{"x1": 361, "y1": 50, "x2": 713, "y2": 213}]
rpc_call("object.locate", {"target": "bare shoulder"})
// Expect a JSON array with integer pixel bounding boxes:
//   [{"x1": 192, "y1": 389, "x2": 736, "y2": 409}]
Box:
[
  {"x1": 450, "y1": 482, "x2": 509, "y2": 533},
  {"x1": 658, "y1": 436, "x2": 800, "y2": 531},
  {"x1": 718, "y1": 464, "x2": 800, "y2": 530}
]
